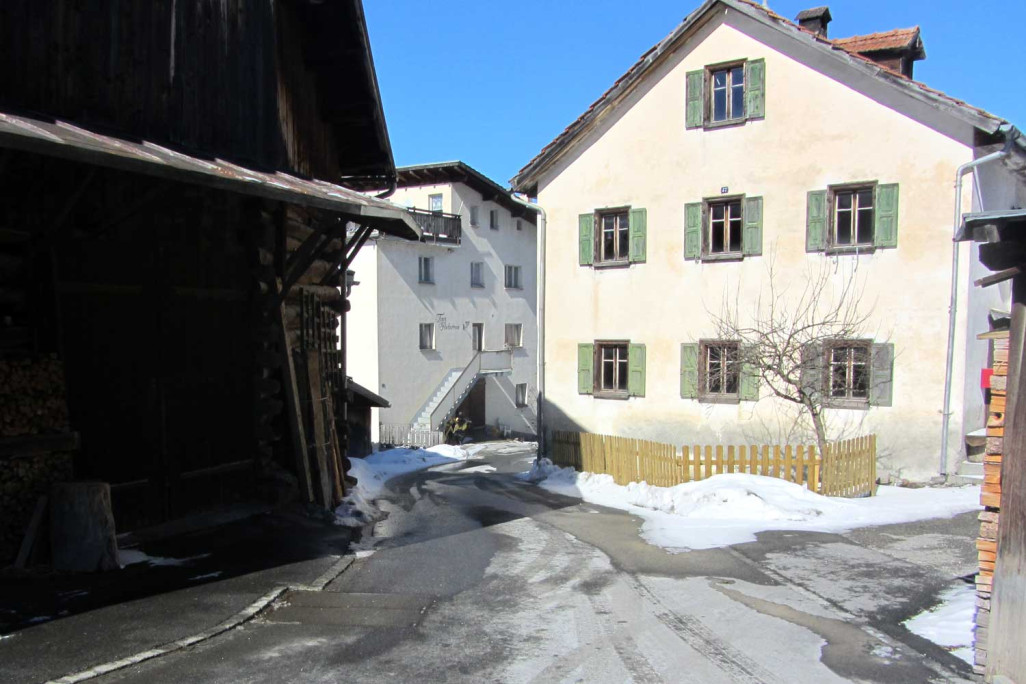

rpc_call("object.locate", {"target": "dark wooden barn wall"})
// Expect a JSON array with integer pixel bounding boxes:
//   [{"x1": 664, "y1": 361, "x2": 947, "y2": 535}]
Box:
[{"x1": 0, "y1": 0, "x2": 342, "y2": 181}]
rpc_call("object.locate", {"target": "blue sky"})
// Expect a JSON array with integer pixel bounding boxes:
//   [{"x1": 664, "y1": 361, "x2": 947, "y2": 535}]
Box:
[{"x1": 365, "y1": 0, "x2": 1025, "y2": 186}]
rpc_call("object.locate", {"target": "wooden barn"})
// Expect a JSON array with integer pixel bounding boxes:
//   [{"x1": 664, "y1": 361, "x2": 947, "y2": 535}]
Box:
[{"x1": 0, "y1": 0, "x2": 418, "y2": 565}]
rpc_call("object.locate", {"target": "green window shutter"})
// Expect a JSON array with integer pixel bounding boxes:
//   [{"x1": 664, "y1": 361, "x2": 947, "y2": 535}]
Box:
[
  {"x1": 684, "y1": 202, "x2": 702, "y2": 259},
  {"x1": 577, "y1": 343, "x2": 594, "y2": 394},
  {"x1": 578, "y1": 213, "x2": 594, "y2": 266},
  {"x1": 745, "y1": 58, "x2": 765, "y2": 120},
  {"x1": 628, "y1": 344, "x2": 646, "y2": 397},
  {"x1": 629, "y1": 207, "x2": 647, "y2": 263},
  {"x1": 874, "y1": 183, "x2": 899, "y2": 248},
  {"x1": 806, "y1": 190, "x2": 827, "y2": 252},
  {"x1": 870, "y1": 342, "x2": 894, "y2": 407},
  {"x1": 685, "y1": 70, "x2": 704, "y2": 129},
  {"x1": 799, "y1": 342, "x2": 824, "y2": 402},
  {"x1": 742, "y1": 196, "x2": 763, "y2": 256},
  {"x1": 739, "y1": 347, "x2": 760, "y2": 401},
  {"x1": 680, "y1": 343, "x2": 699, "y2": 399}
]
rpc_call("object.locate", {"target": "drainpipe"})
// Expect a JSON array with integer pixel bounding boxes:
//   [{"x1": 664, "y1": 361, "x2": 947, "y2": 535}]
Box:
[
  {"x1": 939, "y1": 127, "x2": 1017, "y2": 477},
  {"x1": 510, "y1": 193, "x2": 547, "y2": 463}
]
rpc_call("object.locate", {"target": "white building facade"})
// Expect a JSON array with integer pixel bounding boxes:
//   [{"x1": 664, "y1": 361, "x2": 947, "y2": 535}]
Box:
[
  {"x1": 511, "y1": 0, "x2": 1021, "y2": 480},
  {"x1": 348, "y1": 162, "x2": 539, "y2": 441}
]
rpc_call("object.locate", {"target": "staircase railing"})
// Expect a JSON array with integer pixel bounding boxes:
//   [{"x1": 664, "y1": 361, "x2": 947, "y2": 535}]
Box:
[{"x1": 430, "y1": 349, "x2": 512, "y2": 430}]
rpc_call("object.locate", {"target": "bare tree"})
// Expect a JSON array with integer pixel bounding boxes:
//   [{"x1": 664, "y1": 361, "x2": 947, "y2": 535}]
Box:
[{"x1": 712, "y1": 258, "x2": 885, "y2": 458}]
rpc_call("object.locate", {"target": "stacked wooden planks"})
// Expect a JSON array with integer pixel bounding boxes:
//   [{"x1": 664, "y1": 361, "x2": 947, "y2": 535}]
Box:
[{"x1": 975, "y1": 334, "x2": 1007, "y2": 675}]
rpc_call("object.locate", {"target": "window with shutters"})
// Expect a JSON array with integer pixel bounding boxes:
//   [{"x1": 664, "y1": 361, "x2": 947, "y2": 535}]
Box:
[
  {"x1": 827, "y1": 342, "x2": 870, "y2": 404},
  {"x1": 686, "y1": 59, "x2": 765, "y2": 130},
  {"x1": 806, "y1": 183, "x2": 899, "y2": 252},
  {"x1": 579, "y1": 207, "x2": 647, "y2": 267},
  {"x1": 419, "y1": 323, "x2": 435, "y2": 350},
  {"x1": 578, "y1": 341, "x2": 646, "y2": 398},
  {"x1": 700, "y1": 341, "x2": 740, "y2": 401},
  {"x1": 505, "y1": 323, "x2": 523, "y2": 348},
  {"x1": 515, "y1": 383, "x2": 528, "y2": 408},
  {"x1": 504, "y1": 264, "x2": 522, "y2": 289},
  {"x1": 470, "y1": 261, "x2": 484, "y2": 288},
  {"x1": 418, "y1": 256, "x2": 434, "y2": 284},
  {"x1": 685, "y1": 196, "x2": 763, "y2": 260}
]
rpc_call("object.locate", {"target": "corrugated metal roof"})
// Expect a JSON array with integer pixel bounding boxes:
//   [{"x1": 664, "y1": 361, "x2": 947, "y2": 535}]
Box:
[{"x1": 0, "y1": 110, "x2": 420, "y2": 241}]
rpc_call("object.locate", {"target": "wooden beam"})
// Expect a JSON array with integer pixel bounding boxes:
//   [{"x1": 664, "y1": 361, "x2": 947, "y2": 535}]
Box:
[
  {"x1": 977, "y1": 266, "x2": 1023, "y2": 288},
  {"x1": 278, "y1": 302, "x2": 313, "y2": 502},
  {"x1": 305, "y1": 350, "x2": 333, "y2": 508},
  {"x1": 320, "y1": 224, "x2": 372, "y2": 286},
  {"x1": 980, "y1": 241, "x2": 1026, "y2": 272}
]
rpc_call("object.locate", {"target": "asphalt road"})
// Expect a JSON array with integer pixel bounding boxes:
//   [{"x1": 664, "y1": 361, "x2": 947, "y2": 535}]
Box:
[{"x1": 84, "y1": 442, "x2": 977, "y2": 683}]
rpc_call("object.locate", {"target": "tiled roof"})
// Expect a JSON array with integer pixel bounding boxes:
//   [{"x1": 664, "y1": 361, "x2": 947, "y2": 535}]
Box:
[
  {"x1": 511, "y1": 0, "x2": 1006, "y2": 189},
  {"x1": 833, "y1": 27, "x2": 920, "y2": 54}
]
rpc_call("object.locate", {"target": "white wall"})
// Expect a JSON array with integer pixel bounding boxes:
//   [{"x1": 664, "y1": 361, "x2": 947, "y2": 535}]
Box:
[
  {"x1": 345, "y1": 242, "x2": 381, "y2": 442},
  {"x1": 531, "y1": 13, "x2": 976, "y2": 480},
  {"x1": 363, "y1": 180, "x2": 539, "y2": 437}
]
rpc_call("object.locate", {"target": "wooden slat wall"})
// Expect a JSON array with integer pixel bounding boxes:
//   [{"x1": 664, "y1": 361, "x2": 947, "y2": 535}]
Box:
[{"x1": 551, "y1": 431, "x2": 877, "y2": 498}]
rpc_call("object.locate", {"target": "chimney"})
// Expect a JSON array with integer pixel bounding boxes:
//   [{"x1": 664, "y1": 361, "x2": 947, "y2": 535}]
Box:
[{"x1": 796, "y1": 7, "x2": 832, "y2": 38}]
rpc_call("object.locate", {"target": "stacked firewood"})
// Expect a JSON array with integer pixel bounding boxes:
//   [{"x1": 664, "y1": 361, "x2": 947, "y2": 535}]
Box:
[
  {"x1": 974, "y1": 335, "x2": 1007, "y2": 675},
  {"x1": 0, "y1": 355, "x2": 70, "y2": 437},
  {"x1": 0, "y1": 452, "x2": 73, "y2": 563}
]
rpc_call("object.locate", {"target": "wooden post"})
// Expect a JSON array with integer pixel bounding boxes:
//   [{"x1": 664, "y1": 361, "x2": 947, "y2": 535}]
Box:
[
  {"x1": 278, "y1": 302, "x2": 313, "y2": 503},
  {"x1": 305, "y1": 351, "x2": 333, "y2": 508}
]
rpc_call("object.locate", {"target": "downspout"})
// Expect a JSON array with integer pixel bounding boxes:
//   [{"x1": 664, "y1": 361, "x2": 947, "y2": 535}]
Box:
[
  {"x1": 510, "y1": 193, "x2": 547, "y2": 464},
  {"x1": 940, "y1": 126, "x2": 1017, "y2": 476}
]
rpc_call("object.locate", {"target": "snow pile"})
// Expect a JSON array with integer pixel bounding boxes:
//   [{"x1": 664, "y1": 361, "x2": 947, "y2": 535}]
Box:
[
  {"x1": 117, "y1": 550, "x2": 210, "y2": 568},
  {"x1": 333, "y1": 444, "x2": 475, "y2": 526},
  {"x1": 904, "y1": 582, "x2": 976, "y2": 664},
  {"x1": 526, "y1": 464, "x2": 981, "y2": 551}
]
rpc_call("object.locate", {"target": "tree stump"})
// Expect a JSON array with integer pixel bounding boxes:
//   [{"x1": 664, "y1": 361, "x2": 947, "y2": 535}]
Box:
[{"x1": 49, "y1": 482, "x2": 119, "y2": 572}]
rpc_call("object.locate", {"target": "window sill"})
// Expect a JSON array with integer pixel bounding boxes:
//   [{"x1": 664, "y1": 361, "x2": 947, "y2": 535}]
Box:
[
  {"x1": 825, "y1": 245, "x2": 876, "y2": 256},
  {"x1": 505, "y1": 286, "x2": 523, "y2": 290},
  {"x1": 698, "y1": 394, "x2": 740, "y2": 405},
  {"x1": 593, "y1": 260, "x2": 631, "y2": 270},
  {"x1": 594, "y1": 391, "x2": 630, "y2": 401},
  {"x1": 824, "y1": 399, "x2": 870, "y2": 411},
  {"x1": 701, "y1": 253, "x2": 744, "y2": 263},
  {"x1": 470, "y1": 283, "x2": 484, "y2": 289},
  {"x1": 418, "y1": 281, "x2": 435, "y2": 285},
  {"x1": 703, "y1": 117, "x2": 748, "y2": 131}
]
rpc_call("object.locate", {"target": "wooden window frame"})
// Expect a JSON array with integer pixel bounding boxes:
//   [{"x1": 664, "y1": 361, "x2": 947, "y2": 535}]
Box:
[
  {"x1": 504, "y1": 264, "x2": 522, "y2": 289},
  {"x1": 594, "y1": 207, "x2": 631, "y2": 266},
  {"x1": 418, "y1": 256, "x2": 434, "y2": 284},
  {"x1": 823, "y1": 339, "x2": 871, "y2": 409},
  {"x1": 827, "y1": 181, "x2": 877, "y2": 253},
  {"x1": 515, "y1": 383, "x2": 528, "y2": 408},
  {"x1": 594, "y1": 339, "x2": 630, "y2": 399},
  {"x1": 702, "y1": 195, "x2": 745, "y2": 260},
  {"x1": 419, "y1": 323, "x2": 435, "y2": 351},
  {"x1": 504, "y1": 323, "x2": 523, "y2": 349},
  {"x1": 698, "y1": 339, "x2": 741, "y2": 403},
  {"x1": 470, "y1": 261, "x2": 484, "y2": 288},
  {"x1": 705, "y1": 60, "x2": 747, "y2": 128}
]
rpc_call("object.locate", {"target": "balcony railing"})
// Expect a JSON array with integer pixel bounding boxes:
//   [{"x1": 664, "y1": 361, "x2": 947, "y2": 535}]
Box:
[{"x1": 408, "y1": 208, "x2": 462, "y2": 246}]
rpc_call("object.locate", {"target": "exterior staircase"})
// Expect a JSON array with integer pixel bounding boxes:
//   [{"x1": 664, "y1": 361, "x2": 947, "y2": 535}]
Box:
[
  {"x1": 415, "y1": 350, "x2": 513, "y2": 430},
  {"x1": 413, "y1": 368, "x2": 462, "y2": 428}
]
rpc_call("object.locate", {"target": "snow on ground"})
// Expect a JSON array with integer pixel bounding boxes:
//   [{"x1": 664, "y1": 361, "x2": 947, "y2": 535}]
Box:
[
  {"x1": 117, "y1": 550, "x2": 211, "y2": 568},
  {"x1": 333, "y1": 444, "x2": 475, "y2": 526},
  {"x1": 904, "y1": 582, "x2": 976, "y2": 664},
  {"x1": 524, "y1": 460, "x2": 981, "y2": 551}
]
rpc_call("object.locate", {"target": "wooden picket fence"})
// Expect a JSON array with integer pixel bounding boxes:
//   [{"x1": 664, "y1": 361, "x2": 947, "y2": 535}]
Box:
[{"x1": 550, "y1": 431, "x2": 876, "y2": 498}]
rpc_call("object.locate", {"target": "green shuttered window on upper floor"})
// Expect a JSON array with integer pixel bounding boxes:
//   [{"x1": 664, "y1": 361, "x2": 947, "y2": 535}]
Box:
[
  {"x1": 684, "y1": 196, "x2": 762, "y2": 260},
  {"x1": 806, "y1": 183, "x2": 899, "y2": 252},
  {"x1": 686, "y1": 58, "x2": 765, "y2": 129},
  {"x1": 579, "y1": 208, "x2": 646, "y2": 267}
]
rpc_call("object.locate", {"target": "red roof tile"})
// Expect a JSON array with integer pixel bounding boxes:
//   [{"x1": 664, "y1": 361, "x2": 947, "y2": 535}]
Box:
[{"x1": 833, "y1": 27, "x2": 920, "y2": 54}]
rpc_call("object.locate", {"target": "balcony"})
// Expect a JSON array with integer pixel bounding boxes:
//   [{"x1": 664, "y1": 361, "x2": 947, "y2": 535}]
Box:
[{"x1": 408, "y1": 208, "x2": 462, "y2": 246}]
